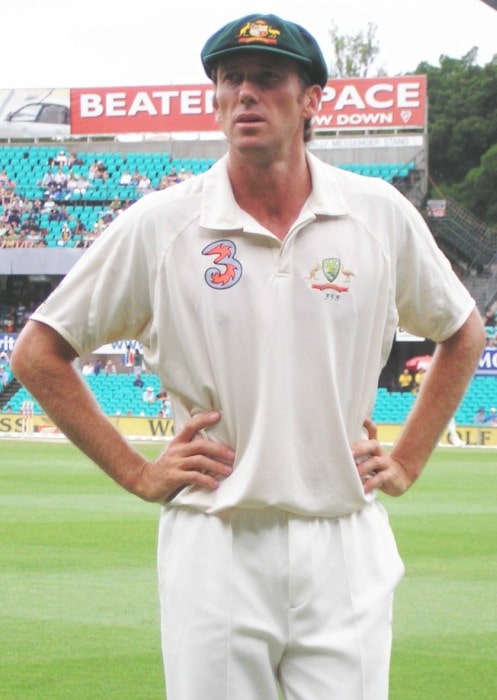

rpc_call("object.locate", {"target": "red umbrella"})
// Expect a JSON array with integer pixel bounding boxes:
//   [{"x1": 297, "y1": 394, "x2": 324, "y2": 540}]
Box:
[{"x1": 405, "y1": 355, "x2": 433, "y2": 371}]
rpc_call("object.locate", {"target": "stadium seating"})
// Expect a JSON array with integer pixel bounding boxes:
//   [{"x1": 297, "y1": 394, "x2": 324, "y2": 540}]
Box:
[
  {"x1": 0, "y1": 145, "x2": 416, "y2": 247},
  {"x1": 337, "y1": 162, "x2": 414, "y2": 182},
  {"x1": 372, "y1": 375, "x2": 497, "y2": 425},
  {"x1": 84, "y1": 373, "x2": 164, "y2": 417},
  {"x1": 4, "y1": 371, "x2": 164, "y2": 417},
  {"x1": 4, "y1": 372, "x2": 495, "y2": 424}
]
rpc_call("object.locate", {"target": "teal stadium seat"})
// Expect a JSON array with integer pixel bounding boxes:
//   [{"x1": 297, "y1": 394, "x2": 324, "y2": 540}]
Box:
[{"x1": 4, "y1": 371, "x2": 495, "y2": 424}]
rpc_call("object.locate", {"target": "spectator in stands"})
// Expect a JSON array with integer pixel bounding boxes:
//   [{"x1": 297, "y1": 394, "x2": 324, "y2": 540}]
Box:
[
  {"x1": 119, "y1": 169, "x2": 132, "y2": 186},
  {"x1": 73, "y1": 217, "x2": 87, "y2": 236},
  {"x1": 0, "y1": 224, "x2": 16, "y2": 248},
  {"x1": 178, "y1": 167, "x2": 193, "y2": 182},
  {"x1": 99, "y1": 206, "x2": 115, "y2": 225},
  {"x1": 32, "y1": 198, "x2": 43, "y2": 215},
  {"x1": 133, "y1": 348, "x2": 143, "y2": 376},
  {"x1": 48, "y1": 205, "x2": 62, "y2": 222},
  {"x1": 137, "y1": 173, "x2": 152, "y2": 193},
  {"x1": 474, "y1": 406, "x2": 487, "y2": 425},
  {"x1": 104, "y1": 359, "x2": 116, "y2": 375},
  {"x1": 6, "y1": 208, "x2": 21, "y2": 227},
  {"x1": 486, "y1": 407, "x2": 497, "y2": 426},
  {"x1": 484, "y1": 307, "x2": 496, "y2": 327},
  {"x1": 158, "y1": 174, "x2": 169, "y2": 190},
  {"x1": 54, "y1": 150, "x2": 68, "y2": 167},
  {"x1": 68, "y1": 153, "x2": 84, "y2": 167},
  {"x1": 109, "y1": 195, "x2": 123, "y2": 213},
  {"x1": 95, "y1": 161, "x2": 109, "y2": 182},
  {"x1": 11, "y1": 14, "x2": 487, "y2": 700},
  {"x1": 412, "y1": 368, "x2": 426, "y2": 393},
  {"x1": 14, "y1": 231, "x2": 30, "y2": 248},
  {"x1": 15, "y1": 303, "x2": 26, "y2": 328},
  {"x1": 130, "y1": 169, "x2": 142, "y2": 186},
  {"x1": 81, "y1": 229, "x2": 98, "y2": 247},
  {"x1": 22, "y1": 209, "x2": 40, "y2": 231},
  {"x1": 397, "y1": 368, "x2": 413, "y2": 392},
  {"x1": 27, "y1": 229, "x2": 42, "y2": 246},
  {"x1": 66, "y1": 173, "x2": 80, "y2": 196},
  {"x1": 11, "y1": 194, "x2": 26, "y2": 213},
  {"x1": 41, "y1": 198, "x2": 56, "y2": 214},
  {"x1": 0, "y1": 178, "x2": 15, "y2": 206},
  {"x1": 60, "y1": 224, "x2": 72, "y2": 243},
  {"x1": 77, "y1": 174, "x2": 92, "y2": 195},
  {"x1": 157, "y1": 391, "x2": 172, "y2": 418},
  {"x1": 88, "y1": 160, "x2": 105, "y2": 181},
  {"x1": 89, "y1": 219, "x2": 106, "y2": 239},
  {"x1": 0, "y1": 365, "x2": 8, "y2": 389},
  {"x1": 81, "y1": 361, "x2": 94, "y2": 376},
  {"x1": 133, "y1": 374, "x2": 144, "y2": 388},
  {"x1": 53, "y1": 167, "x2": 68, "y2": 189},
  {"x1": 3, "y1": 308, "x2": 15, "y2": 332},
  {"x1": 142, "y1": 386, "x2": 155, "y2": 404},
  {"x1": 166, "y1": 169, "x2": 181, "y2": 187},
  {"x1": 38, "y1": 170, "x2": 54, "y2": 189},
  {"x1": 22, "y1": 302, "x2": 36, "y2": 328}
]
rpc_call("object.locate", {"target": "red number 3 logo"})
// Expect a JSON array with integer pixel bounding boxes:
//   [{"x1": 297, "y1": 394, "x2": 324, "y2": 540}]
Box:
[{"x1": 202, "y1": 239, "x2": 243, "y2": 290}]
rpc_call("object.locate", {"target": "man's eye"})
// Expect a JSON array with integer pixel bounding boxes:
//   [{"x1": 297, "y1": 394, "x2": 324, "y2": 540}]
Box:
[
  {"x1": 222, "y1": 72, "x2": 242, "y2": 84},
  {"x1": 259, "y1": 72, "x2": 282, "y2": 86}
]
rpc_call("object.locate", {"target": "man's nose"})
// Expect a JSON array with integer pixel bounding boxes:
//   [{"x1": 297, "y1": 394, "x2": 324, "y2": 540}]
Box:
[{"x1": 239, "y1": 80, "x2": 257, "y2": 105}]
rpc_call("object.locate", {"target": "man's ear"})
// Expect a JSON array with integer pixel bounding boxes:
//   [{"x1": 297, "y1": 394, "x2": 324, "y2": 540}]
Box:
[
  {"x1": 303, "y1": 85, "x2": 322, "y2": 118},
  {"x1": 212, "y1": 93, "x2": 222, "y2": 123}
]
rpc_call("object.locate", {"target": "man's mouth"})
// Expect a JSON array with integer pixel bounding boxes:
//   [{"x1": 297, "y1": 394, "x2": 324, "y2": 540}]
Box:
[{"x1": 236, "y1": 114, "x2": 263, "y2": 124}]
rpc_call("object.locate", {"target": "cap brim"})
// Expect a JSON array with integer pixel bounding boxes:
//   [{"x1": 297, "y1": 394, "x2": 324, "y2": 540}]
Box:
[{"x1": 204, "y1": 44, "x2": 313, "y2": 70}]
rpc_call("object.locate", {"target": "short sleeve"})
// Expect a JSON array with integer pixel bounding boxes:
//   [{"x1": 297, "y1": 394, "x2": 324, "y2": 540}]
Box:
[
  {"x1": 30, "y1": 205, "x2": 156, "y2": 356},
  {"x1": 394, "y1": 196, "x2": 474, "y2": 342}
]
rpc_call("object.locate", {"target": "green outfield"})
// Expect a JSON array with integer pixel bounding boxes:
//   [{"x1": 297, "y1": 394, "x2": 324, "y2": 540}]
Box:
[{"x1": 1, "y1": 440, "x2": 496, "y2": 699}]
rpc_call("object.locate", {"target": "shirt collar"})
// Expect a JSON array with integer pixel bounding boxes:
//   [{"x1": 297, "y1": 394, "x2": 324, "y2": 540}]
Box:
[
  {"x1": 199, "y1": 151, "x2": 350, "y2": 231},
  {"x1": 199, "y1": 155, "x2": 244, "y2": 230},
  {"x1": 305, "y1": 151, "x2": 350, "y2": 217}
]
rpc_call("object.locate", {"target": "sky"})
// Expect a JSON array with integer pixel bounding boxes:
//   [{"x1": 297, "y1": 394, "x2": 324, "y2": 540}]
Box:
[{"x1": 3, "y1": 0, "x2": 497, "y2": 88}]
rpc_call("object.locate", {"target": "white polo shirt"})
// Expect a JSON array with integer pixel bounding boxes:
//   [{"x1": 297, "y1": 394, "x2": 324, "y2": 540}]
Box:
[{"x1": 32, "y1": 153, "x2": 474, "y2": 517}]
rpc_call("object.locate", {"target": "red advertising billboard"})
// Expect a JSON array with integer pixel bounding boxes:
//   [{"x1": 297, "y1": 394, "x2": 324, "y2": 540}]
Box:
[
  {"x1": 315, "y1": 75, "x2": 426, "y2": 131},
  {"x1": 0, "y1": 78, "x2": 426, "y2": 139},
  {"x1": 69, "y1": 75, "x2": 426, "y2": 135},
  {"x1": 70, "y1": 84, "x2": 217, "y2": 134}
]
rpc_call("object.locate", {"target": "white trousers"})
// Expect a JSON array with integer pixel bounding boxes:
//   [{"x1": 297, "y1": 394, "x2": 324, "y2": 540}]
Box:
[{"x1": 157, "y1": 502, "x2": 404, "y2": 700}]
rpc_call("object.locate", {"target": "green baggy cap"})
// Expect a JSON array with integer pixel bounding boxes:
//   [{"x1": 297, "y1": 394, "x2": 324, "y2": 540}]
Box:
[{"x1": 201, "y1": 14, "x2": 328, "y2": 88}]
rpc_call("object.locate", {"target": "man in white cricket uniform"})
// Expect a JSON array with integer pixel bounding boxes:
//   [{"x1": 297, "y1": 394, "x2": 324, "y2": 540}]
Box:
[{"x1": 12, "y1": 13, "x2": 486, "y2": 700}]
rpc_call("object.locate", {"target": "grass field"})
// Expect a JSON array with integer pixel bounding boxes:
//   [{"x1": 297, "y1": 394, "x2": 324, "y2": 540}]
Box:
[{"x1": 1, "y1": 440, "x2": 496, "y2": 699}]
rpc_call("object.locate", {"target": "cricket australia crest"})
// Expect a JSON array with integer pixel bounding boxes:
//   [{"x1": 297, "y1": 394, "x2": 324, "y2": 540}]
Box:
[{"x1": 306, "y1": 257, "x2": 355, "y2": 299}]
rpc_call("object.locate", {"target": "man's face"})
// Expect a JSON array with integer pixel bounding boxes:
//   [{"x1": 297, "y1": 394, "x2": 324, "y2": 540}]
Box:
[{"x1": 213, "y1": 52, "x2": 319, "y2": 157}]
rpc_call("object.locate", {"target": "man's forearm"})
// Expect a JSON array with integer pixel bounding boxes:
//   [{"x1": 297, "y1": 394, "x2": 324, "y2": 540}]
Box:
[
  {"x1": 11, "y1": 321, "x2": 147, "y2": 493},
  {"x1": 390, "y1": 308, "x2": 486, "y2": 481}
]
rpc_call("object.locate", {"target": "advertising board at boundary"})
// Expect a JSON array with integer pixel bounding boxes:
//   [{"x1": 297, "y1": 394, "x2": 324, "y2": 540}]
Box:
[{"x1": 1, "y1": 413, "x2": 496, "y2": 447}]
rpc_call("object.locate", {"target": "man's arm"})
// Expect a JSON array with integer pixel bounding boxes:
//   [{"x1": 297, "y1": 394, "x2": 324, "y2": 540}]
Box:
[
  {"x1": 353, "y1": 307, "x2": 486, "y2": 495},
  {"x1": 11, "y1": 320, "x2": 234, "y2": 502}
]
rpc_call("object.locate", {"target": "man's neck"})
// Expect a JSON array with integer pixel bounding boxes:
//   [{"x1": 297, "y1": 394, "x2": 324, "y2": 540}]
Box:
[{"x1": 227, "y1": 150, "x2": 312, "y2": 240}]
